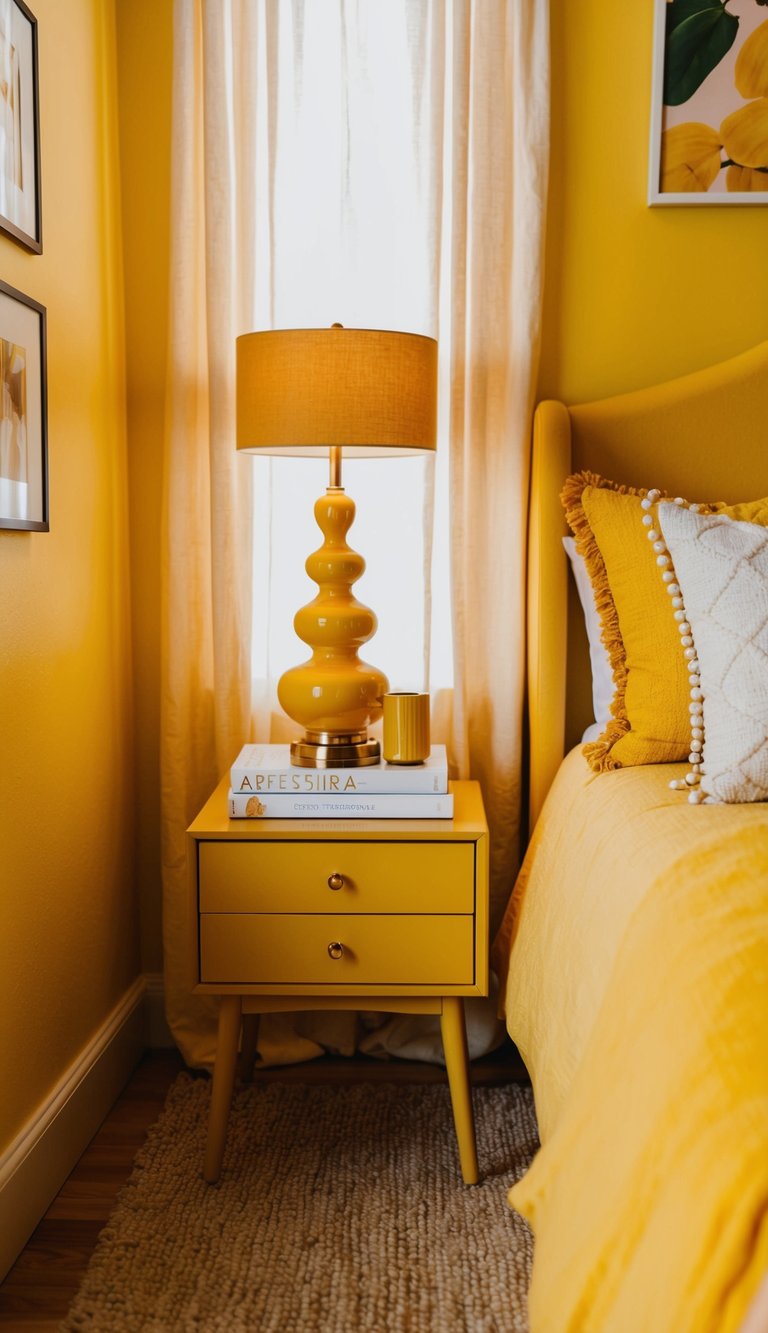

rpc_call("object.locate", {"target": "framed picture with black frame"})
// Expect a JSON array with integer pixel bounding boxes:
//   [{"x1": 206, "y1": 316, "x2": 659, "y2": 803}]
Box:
[
  {"x1": 0, "y1": 0, "x2": 41, "y2": 251},
  {"x1": 0, "y1": 279, "x2": 47, "y2": 531}
]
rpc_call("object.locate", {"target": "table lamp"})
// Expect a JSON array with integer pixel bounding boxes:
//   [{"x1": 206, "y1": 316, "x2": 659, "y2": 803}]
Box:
[{"x1": 236, "y1": 325, "x2": 438, "y2": 768}]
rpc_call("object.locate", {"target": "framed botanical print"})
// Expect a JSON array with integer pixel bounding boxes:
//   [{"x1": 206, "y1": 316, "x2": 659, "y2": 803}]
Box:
[
  {"x1": 0, "y1": 0, "x2": 41, "y2": 250},
  {"x1": 649, "y1": 0, "x2": 768, "y2": 205},
  {"x1": 0, "y1": 279, "x2": 47, "y2": 531}
]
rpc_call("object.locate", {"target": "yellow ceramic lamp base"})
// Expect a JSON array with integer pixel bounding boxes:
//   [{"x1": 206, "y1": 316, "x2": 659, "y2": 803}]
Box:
[{"x1": 277, "y1": 486, "x2": 388, "y2": 767}]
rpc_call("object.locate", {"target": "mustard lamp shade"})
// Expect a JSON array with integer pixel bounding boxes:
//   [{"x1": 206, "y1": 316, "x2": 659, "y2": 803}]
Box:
[
  {"x1": 235, "y1": 324, "x2": 438, "y2": 768},
  {"x1": 235, "y1": 327, "x2": 438, "y2": 457}
]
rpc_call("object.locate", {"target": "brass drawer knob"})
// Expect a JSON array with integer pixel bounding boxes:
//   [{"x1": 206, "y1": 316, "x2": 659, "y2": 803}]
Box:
[
  {"x1": 327, "y1": 873, "x2": 345, "y2": 891},
  {"x1": 327, "y1": 941, "x2": 344, "y2": 960}
]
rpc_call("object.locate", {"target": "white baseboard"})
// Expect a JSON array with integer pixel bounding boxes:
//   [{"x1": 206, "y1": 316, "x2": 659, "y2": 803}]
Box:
[
  {"x1": 144, "y1": 970, "x2": 174, "y2": 1048},
  {"x1": 0, "y1": 975, "x2": 147, "y2": 1282}
]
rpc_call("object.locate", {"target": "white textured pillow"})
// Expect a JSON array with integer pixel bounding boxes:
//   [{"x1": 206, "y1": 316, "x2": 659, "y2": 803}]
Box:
[
  {"x1": 563, "y1": 536, "x2": 614, "y2": 742},
  {"x1": 658, "y1": 504, "x2": 768, "y2": 803}
]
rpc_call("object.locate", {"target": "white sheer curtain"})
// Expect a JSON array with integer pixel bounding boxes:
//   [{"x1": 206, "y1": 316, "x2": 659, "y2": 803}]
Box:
[
  {"x1": 246, "y1": 2, "x2": 449, "y2": 733},
  {"x1": 161, "y1": 0, "x2": 549, "y2": 1069}
]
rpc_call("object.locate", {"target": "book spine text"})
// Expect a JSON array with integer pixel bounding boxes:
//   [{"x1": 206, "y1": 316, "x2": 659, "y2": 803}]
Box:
[
  {"x1": 227, "y1": 791, "x2": 454, "y2": 819},
  {"x1": 229, "y1": 767, "x2": 448, "y2": 796}
]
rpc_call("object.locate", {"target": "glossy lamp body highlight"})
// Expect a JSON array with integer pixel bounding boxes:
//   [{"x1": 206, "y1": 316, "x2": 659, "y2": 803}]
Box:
[
  {"x1": 277, "y1": 485, "x2": 389, "y2": 759},
  {"x1": 236, "y1": 326, "x2": 438, "y2": 767}
]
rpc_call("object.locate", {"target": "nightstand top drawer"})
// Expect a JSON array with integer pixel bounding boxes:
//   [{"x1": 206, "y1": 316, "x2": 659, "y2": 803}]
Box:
[
  {"x1": 200, "y1": 913, "x2": 475, "y2": 988},
  {"x1": 199, "y1": 840, "x2": 475, "y2": 914}
]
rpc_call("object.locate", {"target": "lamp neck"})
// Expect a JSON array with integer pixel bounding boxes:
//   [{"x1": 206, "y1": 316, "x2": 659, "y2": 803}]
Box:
[{"x1": 329, "y1": 445, "x2": 342, "y2": 489}]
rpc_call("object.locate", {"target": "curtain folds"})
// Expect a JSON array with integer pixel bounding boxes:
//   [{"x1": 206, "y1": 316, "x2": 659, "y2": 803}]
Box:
[
  {"x1": 161, "y1": 0, "x2": 549, "y2": 1069},
  {"x1": 447, "y1": 0, "x2": 550, "y2": 926}
]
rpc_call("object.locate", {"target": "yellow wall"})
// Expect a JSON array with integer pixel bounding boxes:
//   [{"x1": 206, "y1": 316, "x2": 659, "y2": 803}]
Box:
[
  {"x1": 115, "y1": 0, "x2": 173, "y2": 974},
  {"x1": 539, "y1": 1, "x2": 768, "y2": 406},
  {"x1": 0, "y1": 0, "x2": 137, "y2": 1148}
]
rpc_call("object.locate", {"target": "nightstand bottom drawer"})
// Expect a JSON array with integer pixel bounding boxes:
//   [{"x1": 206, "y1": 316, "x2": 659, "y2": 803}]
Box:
[{"x1": 200, "y1": 913, "x2": 474, "y2": 986}]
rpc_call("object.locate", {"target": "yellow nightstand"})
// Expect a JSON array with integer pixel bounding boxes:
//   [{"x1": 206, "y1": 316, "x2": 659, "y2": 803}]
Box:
[{"x1": 187, "y1": 778, "x2": 489, "y2": 1185}]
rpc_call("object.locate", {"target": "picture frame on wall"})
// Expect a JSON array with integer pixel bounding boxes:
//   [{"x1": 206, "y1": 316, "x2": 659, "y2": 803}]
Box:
[
  {"x1": 0, "y1": 280, "x2": 47, "y2": 531},
  {"x1": 649, "y1": 0, "x2": 768, "y2": 206},
  {"x1": 0, "y1": 0, "x2": 41, "y2": 251}
]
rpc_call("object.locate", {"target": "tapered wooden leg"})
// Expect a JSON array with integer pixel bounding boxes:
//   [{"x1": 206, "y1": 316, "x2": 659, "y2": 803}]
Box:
[
  {"x1": 440, "y1": 997, "x2": 479, "y2": 1185},
  {"x1": 203, "y1": 995, "x2": 241, "y2": 1184},
  {"x1": 238, "y1": 1012, "x2": 261, "y2": 1084}
]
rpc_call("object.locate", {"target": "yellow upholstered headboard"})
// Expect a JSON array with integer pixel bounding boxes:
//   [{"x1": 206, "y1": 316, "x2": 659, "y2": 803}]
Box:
[{"x1": 528, "y1": 340, "x2": 768, "y2": 831}]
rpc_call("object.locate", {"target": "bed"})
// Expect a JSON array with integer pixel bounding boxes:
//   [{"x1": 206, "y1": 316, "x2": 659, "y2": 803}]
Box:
[{"x1": 493, "y1": 342, "x2": 768, "y2": 1333}]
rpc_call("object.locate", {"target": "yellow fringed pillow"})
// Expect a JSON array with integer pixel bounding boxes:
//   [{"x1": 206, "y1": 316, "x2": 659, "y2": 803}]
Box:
[{"x1": 561, "y1": 473, "x2": 768, "y2": 771}]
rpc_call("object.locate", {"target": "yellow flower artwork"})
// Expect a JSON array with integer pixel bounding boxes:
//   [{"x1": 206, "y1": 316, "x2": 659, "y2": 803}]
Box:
[
  {"x1": 661, "y1": 122, "x2": 723, "y2": 189},
  {"x1": 735, "y1": 15, "x2": 768, "y2": 95},
  {"x1": 655, "y1": 0, "x2": 768, "y2": 199},
  {"x1": 721, "y1": 94, "x2": 768, "y2": 165}
]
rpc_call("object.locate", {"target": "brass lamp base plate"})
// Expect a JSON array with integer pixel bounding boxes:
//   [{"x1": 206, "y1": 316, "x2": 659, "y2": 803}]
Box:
[{"x1": 290, "y1": 732, "x2": 381, "y2": 769}]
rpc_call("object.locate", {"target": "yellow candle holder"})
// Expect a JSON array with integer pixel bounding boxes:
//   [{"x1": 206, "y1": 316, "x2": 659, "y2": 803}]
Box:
[{"x1": 382, "y1": 692, "x2": 431, "y2": 765}]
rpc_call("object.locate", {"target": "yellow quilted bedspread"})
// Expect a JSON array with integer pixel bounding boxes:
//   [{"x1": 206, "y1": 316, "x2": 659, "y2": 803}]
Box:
[{"x1": 493, "y1": 750, "x2": 768, "y2": 1332}]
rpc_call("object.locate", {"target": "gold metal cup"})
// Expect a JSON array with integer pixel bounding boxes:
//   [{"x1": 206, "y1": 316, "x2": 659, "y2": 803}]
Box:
[{"x1": 382, "y1": 692, "x2": 431, "y2": 765}]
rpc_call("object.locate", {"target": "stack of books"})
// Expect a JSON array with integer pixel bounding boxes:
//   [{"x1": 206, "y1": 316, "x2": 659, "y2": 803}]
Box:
[{"x1": 227, "y1": 743, "x2": 452, "y2": 819}]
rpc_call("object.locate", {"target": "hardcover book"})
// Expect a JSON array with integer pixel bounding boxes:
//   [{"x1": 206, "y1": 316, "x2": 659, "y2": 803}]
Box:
[
  {"x1": 227, "y1": 790, "x2": 454, "y2": 820},
  {"x1": 229, "y1": 743, "x2": 449, "y2": 795}
]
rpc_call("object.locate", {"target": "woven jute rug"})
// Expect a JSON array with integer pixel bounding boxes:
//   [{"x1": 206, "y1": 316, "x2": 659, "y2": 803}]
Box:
[{"x1": 62, "y1": 1074, "x2": 538, "y2": 1332}]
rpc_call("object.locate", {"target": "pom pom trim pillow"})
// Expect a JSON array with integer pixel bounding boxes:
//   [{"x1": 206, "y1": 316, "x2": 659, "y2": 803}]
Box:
[
  {"x1": 658, "y1": 504, "x2": 768, "y2": 803},
  {"x1": 561, "y1": 471, "x2": 768, "y2": 772}
]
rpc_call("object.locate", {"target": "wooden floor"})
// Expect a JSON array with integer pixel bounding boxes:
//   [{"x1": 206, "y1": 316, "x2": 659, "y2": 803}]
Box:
[
  {"x1": 0, "y1": 1050, "x2": 185, "y2": 1332},
  {"x1": 0, "y1": 1040, "x2": 528, "y2": 1329}
]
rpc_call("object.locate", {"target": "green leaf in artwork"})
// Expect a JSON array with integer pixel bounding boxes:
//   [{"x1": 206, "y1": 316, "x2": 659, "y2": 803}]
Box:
[
  {"x1": 666, "y1": 0, "x2": 724, "y2": 33},
  {"x1": 664, "y1": 5, "x2": 740, "y2": 104}
]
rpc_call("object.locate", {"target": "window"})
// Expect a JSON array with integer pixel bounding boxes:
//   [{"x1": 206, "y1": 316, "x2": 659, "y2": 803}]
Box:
[{"x1": 241, "y1": 2, "x2": 453, "y2": 717}]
